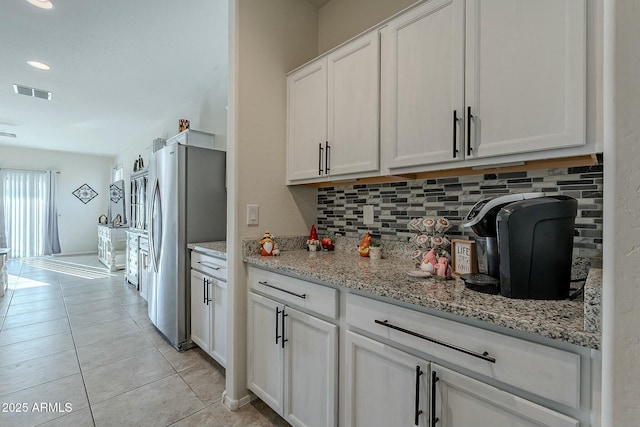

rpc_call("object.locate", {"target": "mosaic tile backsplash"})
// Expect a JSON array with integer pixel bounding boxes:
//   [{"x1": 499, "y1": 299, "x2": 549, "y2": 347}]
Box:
[{"x1": 317, "y1": 165, "x2": 603, "y2": 259}]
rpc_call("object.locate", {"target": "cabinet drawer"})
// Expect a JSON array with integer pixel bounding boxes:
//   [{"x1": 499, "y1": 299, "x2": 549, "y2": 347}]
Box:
[
  {"x1": 248, "y1": 267, "x2": 338, "y2": 319},
  {"x1": 191, "y1": 251, "x2": 227, "y2": 281},
  {"x1": 345, "y1": 293, "x2": 580, "y2": 409}
]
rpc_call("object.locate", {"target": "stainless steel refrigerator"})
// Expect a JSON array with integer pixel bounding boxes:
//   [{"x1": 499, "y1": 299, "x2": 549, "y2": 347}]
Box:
[{"x1": 148, "y1": 139, "x2": 226, "y2": 350}]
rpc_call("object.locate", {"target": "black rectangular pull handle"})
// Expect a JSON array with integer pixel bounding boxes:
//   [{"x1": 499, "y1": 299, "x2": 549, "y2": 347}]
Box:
[
  {"x1": 415, "y1": 366, "x2": 424, "y2": 425},
  {"x1": 466, "y1": 106, "x2": 474, "y2": 156},
  {"x1": 374, "y1": 319, "x2": 496, "y2": 363},
  {"x1": 275, "y1": 306, "x2": 281, "y2": 345},
  {"x1": 318, "y1": 143, "x2": 324, "y2": 176},
  {"x1": 325, "y1": 141, "x2": 330, "y2": 174},
  {"x1": 203, "y1": 277, "x2": 207, "y2": 305},
  {"x1": 281, "y1": 307, "x2": 288, "y2": 349},
  {"x1": 431, "y1": 371, "x2": 439, "y2": 427},
  {"x1": 452, "y1": 110, "x2": 459, "y2": 158},
  {"x1": 258, "y1": 281, "x2": 307, "y2": 299}
]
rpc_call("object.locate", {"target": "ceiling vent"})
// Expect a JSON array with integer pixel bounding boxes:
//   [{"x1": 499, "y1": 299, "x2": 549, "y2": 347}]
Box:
[
  {"x1": 0, "y1": 132, "x2": 17, "y2": 138},
  {"x1": 13, "y1": 84, "x2": 52, "y2": 100}
]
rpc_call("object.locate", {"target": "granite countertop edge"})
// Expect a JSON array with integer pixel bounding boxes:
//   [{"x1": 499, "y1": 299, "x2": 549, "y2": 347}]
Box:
[
  {"x1": 244, "y1": 250, "x2": 601, "y2": 350},
  {"x1": 188, "y1": 241, "x2": 227, "y2": 260}
]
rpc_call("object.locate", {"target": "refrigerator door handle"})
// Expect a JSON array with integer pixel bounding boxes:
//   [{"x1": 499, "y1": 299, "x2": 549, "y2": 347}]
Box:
[{"x1": 149, "y1": 179, "x2": 163, "y2": 273}]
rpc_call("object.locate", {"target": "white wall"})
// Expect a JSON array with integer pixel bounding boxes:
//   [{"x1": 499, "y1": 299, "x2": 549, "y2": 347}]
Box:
[
  {"x1": 318, "y1": 0, "x2": 417, "y2": 53},
  {"x1": 0, "y1": 146, "x2": 113, "y2": 255},
  {"x1": 226, "y1": 0, "x2": 319, "y2": 406},
  {"x1": 602, "y1": 0, "x2": 640, "y2": 424}
]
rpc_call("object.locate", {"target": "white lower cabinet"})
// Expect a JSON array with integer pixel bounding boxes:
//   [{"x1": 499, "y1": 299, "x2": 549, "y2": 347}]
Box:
[
  {"x1": 432, "y1": 364, "x2": 578, "y2": 427},
  {"x1": 345, "y1": 331, "x2": 429, "y2": 427},
  {"x1": 248, "y1": 291, "x2": 338, "y2": 427},
  {"x1": 345, "y1": 331, "x2": 579, "y2": 427},
  {"x1": 190, "y1": 252, "x2": 227, "y2": 367}
]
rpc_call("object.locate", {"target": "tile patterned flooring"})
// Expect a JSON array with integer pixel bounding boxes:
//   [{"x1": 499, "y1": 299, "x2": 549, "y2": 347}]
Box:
[{"x1": 0, "y1": 255, "x2": 288, "y2": 427}]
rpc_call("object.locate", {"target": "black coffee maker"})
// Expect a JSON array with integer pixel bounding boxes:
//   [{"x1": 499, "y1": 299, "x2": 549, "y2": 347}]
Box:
[
  {"x1": 461, "y1": 193, "x2": 544, "y2": 293},
  {"x1": 462, "y1": 193, "x2": 578, "y2": 299}
]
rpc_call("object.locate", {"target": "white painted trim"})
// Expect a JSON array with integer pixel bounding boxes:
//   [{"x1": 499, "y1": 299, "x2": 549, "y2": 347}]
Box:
[{"x1": 222, "y1": 390, "x2": 254, "y2": 411}]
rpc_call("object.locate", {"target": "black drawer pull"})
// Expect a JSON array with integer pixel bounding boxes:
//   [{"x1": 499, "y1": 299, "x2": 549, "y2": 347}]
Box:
[
  {"x1": 198, "y1": 261, "x2": 221, "y2": 270},
  {"x1": 258, "y1": 281, "x2": 307, "y2": 299},
  {"x1": 374, "y1": 319, "x2": 496, "y2": 363}
]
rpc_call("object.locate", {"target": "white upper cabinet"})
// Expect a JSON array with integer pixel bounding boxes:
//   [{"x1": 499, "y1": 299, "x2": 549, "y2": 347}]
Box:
[
  {"x1": 288, "y1": 0, "x2": 593, "y2": 182},
  {"x1": 326, "y1": 31, "x2": 380, "y2": 178},
  {"x1": 465, "y1": 0, "x2": 586, "y2": 159},
  {"x1": 287, "y1": 60, "x2": 328, "y2": 182},
  {"x1": 381, "y1": 0, "x2": 465, "y2": 169},
  {"x1": 287, "y1": 32, "x2": 379, "y2": 184}
]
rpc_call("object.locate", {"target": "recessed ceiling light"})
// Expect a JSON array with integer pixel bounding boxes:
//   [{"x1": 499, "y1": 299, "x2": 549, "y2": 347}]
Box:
[
  {"x1": 27, "y1": 60, "x2": 50, "y2": 70},
  {"x1": 26, "y1": 0, "x2": 54, "y2": 10}
]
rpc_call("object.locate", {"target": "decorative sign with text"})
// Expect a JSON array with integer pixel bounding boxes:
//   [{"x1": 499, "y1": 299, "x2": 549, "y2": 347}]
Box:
[{"x1": 452, "y1": 240, "x2": 477, "y2": 275}]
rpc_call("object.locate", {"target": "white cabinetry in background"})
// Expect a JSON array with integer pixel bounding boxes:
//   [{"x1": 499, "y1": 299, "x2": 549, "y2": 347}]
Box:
[
  {"x1": 247, "y1": 267, "x2": 338, "y2": 427},
  {"x1": 190, "y1": 251, "x2": 227, "y2": 367},
  {"x1": 287, "y1": 31, "x2": 379, "y2": 184},
  {"x1": 97, "y1": 225, "x2": 126, "y2": 271}
]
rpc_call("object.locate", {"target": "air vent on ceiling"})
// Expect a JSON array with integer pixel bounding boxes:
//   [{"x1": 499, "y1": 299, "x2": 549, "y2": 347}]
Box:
[
  {"x1": 13, "y1": 84, "x2": 52, "y2": 100},
  {"x1": 0, "y1": 132, "x2": 17, "y2": 138}
]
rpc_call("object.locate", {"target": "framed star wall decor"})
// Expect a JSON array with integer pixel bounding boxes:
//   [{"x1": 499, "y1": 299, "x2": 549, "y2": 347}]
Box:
[{"x1": 72, "y1": 184, "x2": 98, "y2": 204}]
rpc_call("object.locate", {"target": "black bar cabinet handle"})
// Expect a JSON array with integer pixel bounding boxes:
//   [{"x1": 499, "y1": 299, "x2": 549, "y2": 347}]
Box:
[
  {"x1": 415, "y1": 366, "x2": 424, "y2": 426},
  {"x1": 203, "y1": 278, "x2": 207, "y2": 305},
  {"x1": 258, "y1": 281, "x2": 307, "y2": 299},
  {"x1": 431, "y1": 371, "x2": 439, "y2": 427},
  {"x1": 281, "y1": 307, "x2": 288, "y2": 349},
  {"x1": 374, "y1": 319, "x2": 496, "y2": 363},
  {"x1": 325, "y1": 141, "x2": 330, "y2": 174},
  {"x1": 275, "y1": 307, "x2": 281, "y2": 345},
  {"x1": 318, "y1": 143, "x2": 324, "y2": 176},
  {"x1": 466, "y1": 106, "x2": 473, "y2": 156},
  {"x1": 452, "y1": 110, "x2": 459, "y2": 158}
]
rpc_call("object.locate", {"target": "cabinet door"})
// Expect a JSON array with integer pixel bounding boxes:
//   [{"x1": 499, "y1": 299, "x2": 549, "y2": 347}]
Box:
[
  {"x1": 465, "y1": 0, "x2": 586, "y2": 158},
  {"x1": 190, "y1": 270, "x2": 210, "y2": 353},
  {"x1": 210, "y1": 279, "x2": 227, "y2": 367},
  {"x1": 432, "y1": 364, "x2": 578, "y2": 427},
  {"x1": 247, "y1": 292, "x2": 284, "y2": 414},
  {"x1": 381, "y1": 0, "x2": 465, "y2": 170},
  {"x1": 284, "y1": 306, "x2": 337, "y2": 427},
  {"x1": 327, "y1": 31, "x2": 380, "y2": 177},
  {"x1": 345, "y1": 331, "x2": 429, "y2": 427},
  {"x1": 287, "y1": 59, "x2": 328, "y2": 182}
]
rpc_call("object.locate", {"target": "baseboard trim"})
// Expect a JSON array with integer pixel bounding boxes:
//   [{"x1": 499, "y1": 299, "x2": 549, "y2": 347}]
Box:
[{"x1": 222, "y1": 391, "x2": 254, "y2": 411}]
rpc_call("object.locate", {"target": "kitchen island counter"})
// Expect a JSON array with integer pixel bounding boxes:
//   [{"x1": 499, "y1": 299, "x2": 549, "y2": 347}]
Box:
[{"x1": 245, "y1": 249, "x2": 601, "y2": 350}]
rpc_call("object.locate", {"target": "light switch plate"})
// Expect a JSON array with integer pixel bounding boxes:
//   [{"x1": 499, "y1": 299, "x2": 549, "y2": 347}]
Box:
[
  {"x1": 363, "y1": 205, "x2": 374, "y2": 225},
  {"x1": 247, "y1": 204, "x2": 259, "y2": 226}
]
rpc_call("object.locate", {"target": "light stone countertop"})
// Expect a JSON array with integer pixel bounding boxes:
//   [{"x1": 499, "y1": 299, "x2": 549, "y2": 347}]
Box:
[
  {"x1": 188, "y1": 241, "x2": 227, "y2": 259},
  {"x1": 245, "y1": 249, "x2": 602, "y2": 350}
]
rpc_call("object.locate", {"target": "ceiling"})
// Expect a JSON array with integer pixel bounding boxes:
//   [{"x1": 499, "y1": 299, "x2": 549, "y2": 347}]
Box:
[{"x1": 0, "y1": 0, "x2": 224, "y2": 158}]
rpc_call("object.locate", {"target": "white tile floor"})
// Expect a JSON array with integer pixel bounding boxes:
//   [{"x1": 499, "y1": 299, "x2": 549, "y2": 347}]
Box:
[{"x1": 0, "y1": 255, "x2": 287, "y2": 427}]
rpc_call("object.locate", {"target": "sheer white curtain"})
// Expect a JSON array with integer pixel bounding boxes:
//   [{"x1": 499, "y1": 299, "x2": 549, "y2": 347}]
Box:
[{"x1": 1, "y1": 169, "x2": 61, "y2": 259}]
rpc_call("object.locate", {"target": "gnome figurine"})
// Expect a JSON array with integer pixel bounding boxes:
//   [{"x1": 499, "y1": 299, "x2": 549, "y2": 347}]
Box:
[{"x1": 259, "y1": 231, "x2": 276, "y2": 256}]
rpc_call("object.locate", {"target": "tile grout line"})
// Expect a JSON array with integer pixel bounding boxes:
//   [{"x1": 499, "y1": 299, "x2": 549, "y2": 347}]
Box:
[{"x1": 59, "y1": 275, "x2": 98, "y2": 427}]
